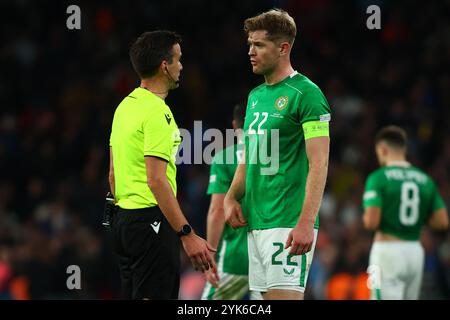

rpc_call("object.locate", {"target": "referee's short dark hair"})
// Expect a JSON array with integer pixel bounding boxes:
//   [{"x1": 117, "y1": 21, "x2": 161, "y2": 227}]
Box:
[
  {"x1": 130, "y1": 30, "x2": 182, "y2": 79},
  {"x1": 375, "y1": 125, "x2": 407, "y2": 150},
  {"x1": 233, "y1": 104, "x2": 246, "y2": 129}
]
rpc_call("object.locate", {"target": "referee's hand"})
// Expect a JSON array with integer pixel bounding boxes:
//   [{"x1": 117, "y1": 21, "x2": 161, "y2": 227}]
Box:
[{"x1": 181, "y1": 233, "x2": 217, "y2": 273}]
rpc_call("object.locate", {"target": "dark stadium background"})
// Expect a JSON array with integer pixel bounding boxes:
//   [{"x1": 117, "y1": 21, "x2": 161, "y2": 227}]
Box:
[{"x1": 0, "y1": 0, "x2": 449, "y2": 299}]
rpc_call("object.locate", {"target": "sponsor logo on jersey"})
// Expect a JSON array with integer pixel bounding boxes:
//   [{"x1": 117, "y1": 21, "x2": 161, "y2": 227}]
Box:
[
  {"x1": 251, "y1": 100, "x2": 258, "y2": 108},
  {"x1": 274, "y1": 96, "x2": 289, "y2": 111},
  {"x1": 209, "y1": 175, "x2": 216, "y2": 183}
]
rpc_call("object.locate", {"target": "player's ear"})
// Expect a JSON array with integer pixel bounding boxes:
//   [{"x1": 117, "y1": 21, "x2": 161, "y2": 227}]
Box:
[{"x1": 279, "y1": 42, "x2": 290, "y2": 56}]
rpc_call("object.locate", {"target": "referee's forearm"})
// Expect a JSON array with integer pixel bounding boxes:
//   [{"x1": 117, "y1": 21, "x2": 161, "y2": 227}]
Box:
[
  {"x1": 148, "y1": 178, "x2": 188, "y2": 232},
  {"x1": 109, "y1": 177, "x2": 115, "y2": 197}
]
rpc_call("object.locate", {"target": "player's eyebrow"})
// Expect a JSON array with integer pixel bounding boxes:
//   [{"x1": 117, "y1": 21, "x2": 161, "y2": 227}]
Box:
[{"x1": 248, "y1": 40, "x2": 264, "y2": 46}]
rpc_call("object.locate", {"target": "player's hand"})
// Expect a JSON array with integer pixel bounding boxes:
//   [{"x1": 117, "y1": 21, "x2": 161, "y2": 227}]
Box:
[
  {"x1": 181, "y1": 233, "x2": 217, "y2": 272},
  {"x1": 224, "y1": 197, "x2": 247, "y2": 228},
  {"x1": 205, "y1": 264, "x2": 220, "y2": 288},
  {"x1": 285, "y1": 218, "x2": 315, "y2": 255}
]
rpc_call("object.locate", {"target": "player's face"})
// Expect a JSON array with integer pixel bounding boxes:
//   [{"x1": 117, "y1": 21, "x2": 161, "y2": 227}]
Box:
[
  {"x1": 166, "y1": 43, "x2": 183, "y2": 89},
  {"x1": 247, "y1": 31, "x2": 281, "y2": 75}
]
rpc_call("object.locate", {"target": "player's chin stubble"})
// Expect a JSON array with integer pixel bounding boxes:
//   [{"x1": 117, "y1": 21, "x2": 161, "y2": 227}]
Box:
[{"x1": 252, "y1": 66, "x2": 264, "y2": 75}]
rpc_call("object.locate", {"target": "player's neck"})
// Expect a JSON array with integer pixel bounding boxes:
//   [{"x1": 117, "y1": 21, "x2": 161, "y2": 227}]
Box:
[
  {"x1": 140, "y1": 78, "x2": 169, "y2": 100},
  {"x1": 385, "y1": 155, "x2": 409, "y2": 167},
  {"x1": 264, "y1": 62, "x2": 295, "y2": 85}
]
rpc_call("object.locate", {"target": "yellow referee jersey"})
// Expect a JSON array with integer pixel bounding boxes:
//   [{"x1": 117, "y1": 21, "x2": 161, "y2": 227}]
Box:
[{"x1": 110, "y1": 87, "x2": 182, "y2": 209}]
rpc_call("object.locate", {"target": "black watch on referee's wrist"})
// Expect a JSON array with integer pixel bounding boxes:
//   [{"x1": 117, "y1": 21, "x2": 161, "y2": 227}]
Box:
[{"x1": 177, "y1": 224, "x2": 192, "y2": 237}]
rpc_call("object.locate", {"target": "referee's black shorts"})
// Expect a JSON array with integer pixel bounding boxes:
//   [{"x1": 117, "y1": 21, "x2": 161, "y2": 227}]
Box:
[{"x1": 110, "y1": 206, "x2": 180, "y2": 299}]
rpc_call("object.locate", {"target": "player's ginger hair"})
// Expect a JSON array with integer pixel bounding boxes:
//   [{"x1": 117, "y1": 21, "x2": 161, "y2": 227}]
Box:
[{"x1": 244, "y1": 8, "x2": 297, "y2": 45}]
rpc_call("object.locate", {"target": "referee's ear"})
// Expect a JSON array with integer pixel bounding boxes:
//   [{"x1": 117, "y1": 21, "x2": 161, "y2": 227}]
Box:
[{"x1": 161, "y1": 60, "x2": 169, "y2": 75}]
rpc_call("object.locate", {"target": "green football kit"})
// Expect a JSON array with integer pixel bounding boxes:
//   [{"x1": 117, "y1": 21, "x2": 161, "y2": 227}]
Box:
[
  {"x1": 243, "y1": 71, "x2": 331, "y2": 292},
  {"x1": 363, "y1": 163, "x2": 445, "y2": 240},
  {"x1": 202, "y1": 143, "x2": 261, "y2": 300},
  {"x1": 363, "y1": 161, "x2": 446, "y2": 299}
]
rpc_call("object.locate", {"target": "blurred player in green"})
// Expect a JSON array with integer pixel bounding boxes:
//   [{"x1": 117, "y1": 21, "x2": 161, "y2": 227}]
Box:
[
  {"x1": 363, "y1": 126, "x2": 449, "y2": 300},
  {"x1": 224, "y1": 9, "x2": 331, "y2": 300},
  {"x1": 201, "y1": 105, "x2": 261, "y2": 300}
]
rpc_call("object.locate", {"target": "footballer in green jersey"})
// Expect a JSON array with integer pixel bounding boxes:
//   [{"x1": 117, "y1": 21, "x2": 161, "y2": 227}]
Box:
[
  {"x1": 363, "y1": 126, "x2": 448, "y2": 300},
  {"x1": 224, "y1": 9, "x2": 331, "y2": 300},
  {"x1": 243, "y1": 71, "x2": 330, "y2": 230},
  {"x1": 202, "y1": 105, "x2": 262, "y2": 300}
]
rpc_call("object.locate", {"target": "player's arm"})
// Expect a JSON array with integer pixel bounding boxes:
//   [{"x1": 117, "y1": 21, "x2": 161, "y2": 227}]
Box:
[
  {"x1": 285, "y1": 136, "x2": 329, "y2": 255},
  {"x1": 363, "y1": 207, "x2": 381, "y2": 230},
  {"x1": 362, "y1": 172, "x2": 383, "y2": 231},
  {"x1": 428, "y1": 208, "x2": 449, "y2": 230},
  {"x1": 226, "y1": 147, "x2": 246, "y2": 201},
  {"x1": 109, "y1": 147, "x2": 115, "y2": 196},
  {"x1": 207, "y1": 193, "x2": 226, "y2": 253},
  {"x1": 285, "y1": 86, "x2": 331, "y2": 254},
  {"x1": 427, "y1": 184, "x2": 449, "y2": 230},
  {"x1": 224, "y1": 148, "x2": 247, "y2": 228},
  {"x1": 301, "y1": 136, "x2": 330, "y2": 224},
  {"x1": 205, "y1": 193, "x2": 226, "y2": 287},
  {"x1": 145, "y1": 157, "x2": 216, "y2": 272}
]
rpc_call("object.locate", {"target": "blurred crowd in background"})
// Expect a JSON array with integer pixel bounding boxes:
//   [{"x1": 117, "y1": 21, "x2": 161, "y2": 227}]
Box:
[{"x1": 0, "y1": 0, "x2": 449, "y2": 299}]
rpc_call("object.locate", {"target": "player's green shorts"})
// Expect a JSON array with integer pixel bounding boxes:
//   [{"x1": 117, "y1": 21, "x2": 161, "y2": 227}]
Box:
[{"x1": 248, "y1": 228, "x2": 318, "y2": 293}]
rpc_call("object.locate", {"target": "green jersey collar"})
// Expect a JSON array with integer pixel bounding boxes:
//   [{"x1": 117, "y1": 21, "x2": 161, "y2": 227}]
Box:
[{"x1": 386, "y1": 161, "x2": 411, "y2": 167}]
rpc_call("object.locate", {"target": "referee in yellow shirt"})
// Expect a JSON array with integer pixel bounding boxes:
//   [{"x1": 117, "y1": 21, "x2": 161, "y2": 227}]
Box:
[{"x1": 108, "y1": 31, "x2": 217, "y2": 299}]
